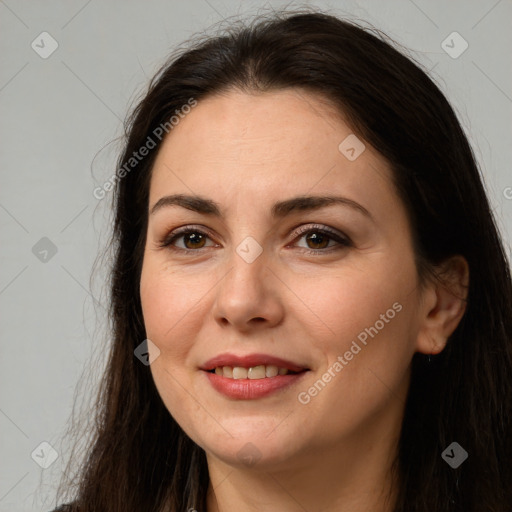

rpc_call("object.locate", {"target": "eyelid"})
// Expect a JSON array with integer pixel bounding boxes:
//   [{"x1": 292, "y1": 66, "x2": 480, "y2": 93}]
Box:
[{"x1": 290, "y1": 223, "x2": 346, "y2": 240}]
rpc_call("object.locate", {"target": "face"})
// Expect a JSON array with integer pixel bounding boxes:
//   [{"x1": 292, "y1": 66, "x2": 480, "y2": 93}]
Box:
[{"x1": 140, "y1": 88, "x2": 429, "y2": 470}]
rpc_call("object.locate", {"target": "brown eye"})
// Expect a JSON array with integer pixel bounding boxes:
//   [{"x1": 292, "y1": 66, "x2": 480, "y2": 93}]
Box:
[
  {"x1": 159, "y1": 228, "x2": 216, "y2": 251},
  {"x1": 304, "y1": 231, "x2": 331, "y2": 250},
  {"x1": 293, "y1": 225, "x2": 351, "y2": 254},
  {"x1": 182, "y1": 232, "x2": 207, "y2": 249}
]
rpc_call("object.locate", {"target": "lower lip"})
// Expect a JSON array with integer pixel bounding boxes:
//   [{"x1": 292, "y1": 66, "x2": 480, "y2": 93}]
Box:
[{"x1": 204, "y1": 371, "x2": 308, "y2": 400}]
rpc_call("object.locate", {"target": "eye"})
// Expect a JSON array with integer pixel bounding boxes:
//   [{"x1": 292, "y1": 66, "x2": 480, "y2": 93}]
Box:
[
  {"x1": 158, "y1": 226, "x2": 217, "y2": 252},
  {"x1": 290, "y1": 224, "x2": 351, "y2": 254}
]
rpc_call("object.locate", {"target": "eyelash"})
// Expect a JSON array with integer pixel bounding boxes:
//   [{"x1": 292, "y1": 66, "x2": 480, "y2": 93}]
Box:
[{"x1": 158, "y1": 224, "x2": 352, "y2": 256}]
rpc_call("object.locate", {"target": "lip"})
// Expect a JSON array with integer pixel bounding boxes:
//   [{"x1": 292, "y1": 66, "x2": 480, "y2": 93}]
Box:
[
  {"x1": 200, "y1": 352, "x2": 310, "y2": 400},
  {"x1": 204, "y1": 370, "x2": 308, "y2": 400},
  {"x1": 200, "y1": 353, "x2": 308, "y2": 373}
]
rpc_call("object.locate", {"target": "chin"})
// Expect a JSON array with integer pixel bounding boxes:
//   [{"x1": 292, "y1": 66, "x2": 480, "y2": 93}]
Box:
[{"x1": 192, "y1": 422, "x2": 309, "y2": 470}]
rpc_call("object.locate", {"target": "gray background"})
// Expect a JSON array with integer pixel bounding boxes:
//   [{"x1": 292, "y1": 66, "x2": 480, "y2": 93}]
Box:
[{"x1": 1, "y1": 1, "x2": 511, "y2": 510}]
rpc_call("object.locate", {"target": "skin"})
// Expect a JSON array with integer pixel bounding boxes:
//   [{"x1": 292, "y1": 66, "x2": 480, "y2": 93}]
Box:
[{"x1": 139, "y1": 88, "x2": 468, "y2": 511}]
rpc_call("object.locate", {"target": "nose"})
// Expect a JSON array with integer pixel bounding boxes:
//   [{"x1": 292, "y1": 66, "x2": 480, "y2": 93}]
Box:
[{"x1": 211, "y1": 244, "x2": 285, "y2": 333}]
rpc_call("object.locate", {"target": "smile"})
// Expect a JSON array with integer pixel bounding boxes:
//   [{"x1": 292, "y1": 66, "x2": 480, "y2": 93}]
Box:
[
  {"x1": 210, "y1": 365, "x2": 295, "y2": 379},
  {"x1": 201, "y1": 353, "x2": 310, "y2": 399}
]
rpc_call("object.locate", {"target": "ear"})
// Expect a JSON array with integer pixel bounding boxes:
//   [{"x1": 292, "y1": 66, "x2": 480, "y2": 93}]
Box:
[{"x1": 415, "y1": 255, "x2": 469, "y2": 355}]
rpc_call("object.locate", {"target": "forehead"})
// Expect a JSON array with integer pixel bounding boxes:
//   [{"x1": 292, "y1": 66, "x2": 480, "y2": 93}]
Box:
[{"x1": 149, "y1": 89, "x2": 395, "y2": 215}]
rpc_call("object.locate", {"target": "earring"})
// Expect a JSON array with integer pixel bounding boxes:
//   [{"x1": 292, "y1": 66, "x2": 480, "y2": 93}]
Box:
[{"x1": 428, "y1": 354, "x2": 432, "y2": 363}]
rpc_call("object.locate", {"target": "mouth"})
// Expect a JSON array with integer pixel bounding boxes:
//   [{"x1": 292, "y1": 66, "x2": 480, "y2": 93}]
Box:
[
  {"x1": 208, "y1": 364, "x2": 302, "y2": 379},
  {"x1": 201, "y1": 352, "x2": 309, "y2": 375},
  {"x1": 200, "y1": 353, "x2": 310, "y2": 399}
]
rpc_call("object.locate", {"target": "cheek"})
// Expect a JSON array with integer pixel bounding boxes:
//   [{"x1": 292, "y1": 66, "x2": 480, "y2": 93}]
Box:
[
  {"x1": 297, "y1": 267, "x2": 417, "y2": 409},
  {"x1": 293, "y1": 261, "x2": 417, "y2": 410},
  {"x1": 139, "y1": 259, "x2": 208, "y2": 361},
  {"x1": 140, "y1": 260, "x2": 210, "y2": 435},
  {"x1": 295, "y1": 263, "x2": 414, "y2": 351}
]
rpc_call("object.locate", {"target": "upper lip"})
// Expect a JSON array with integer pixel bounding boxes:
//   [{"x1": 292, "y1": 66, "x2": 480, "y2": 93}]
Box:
[{"x1": 200, "y1": 353, "x2": 309, "y2": 373}]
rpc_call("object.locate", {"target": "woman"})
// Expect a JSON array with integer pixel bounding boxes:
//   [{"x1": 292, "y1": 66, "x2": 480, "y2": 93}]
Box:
[{"x1": 54, "y1": 8, "x2": 512, "y2": 512}]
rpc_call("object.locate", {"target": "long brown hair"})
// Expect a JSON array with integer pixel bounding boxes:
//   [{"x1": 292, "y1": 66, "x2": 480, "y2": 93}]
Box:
[{"x1": 56, "y1": 8, "x2": 512, "y2": 511}]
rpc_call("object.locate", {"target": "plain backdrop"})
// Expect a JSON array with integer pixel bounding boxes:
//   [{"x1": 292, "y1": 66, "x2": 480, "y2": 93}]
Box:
[{"x1": 1, "y1": 1, "x2": 511, "y2": 510}]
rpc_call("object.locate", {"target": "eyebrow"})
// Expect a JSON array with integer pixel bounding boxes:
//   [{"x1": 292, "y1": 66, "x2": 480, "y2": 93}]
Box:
[{"x1": 150, "y1": 193, "x2": 372, "y2": 220}]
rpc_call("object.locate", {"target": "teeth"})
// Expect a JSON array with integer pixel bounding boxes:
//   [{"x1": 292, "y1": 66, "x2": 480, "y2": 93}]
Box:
[
  {"x1": 232, "y1": 367, "x2": 248, "y2": 379},
  {"x1": 212, "y1": 365, "x2": 292, "y2": 379},
  {"x1": 248, "y1": 365, "x2": 266, "y2": 379},
  {"x1": 265, "y1": 365, "x2": 279, "y2": 377}
]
